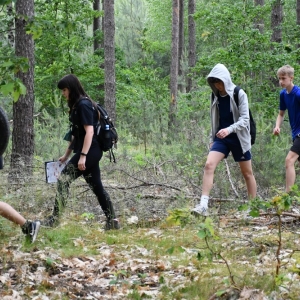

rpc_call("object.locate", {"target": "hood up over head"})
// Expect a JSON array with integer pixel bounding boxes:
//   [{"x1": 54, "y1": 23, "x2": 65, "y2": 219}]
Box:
[{"x1": 207, "y1": 63, "x2": 235, "y2": 96}]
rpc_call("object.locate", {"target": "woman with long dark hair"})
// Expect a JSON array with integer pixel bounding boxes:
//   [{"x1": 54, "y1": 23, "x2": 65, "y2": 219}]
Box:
[{"x1": 43, "y1": 74, "x2": 119, "y2": 230}]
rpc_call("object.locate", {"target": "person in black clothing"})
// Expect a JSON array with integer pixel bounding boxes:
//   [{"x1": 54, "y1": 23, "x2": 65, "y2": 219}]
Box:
[{"x1": 43, "y1": 74, "x2": 119, "y2": 230}]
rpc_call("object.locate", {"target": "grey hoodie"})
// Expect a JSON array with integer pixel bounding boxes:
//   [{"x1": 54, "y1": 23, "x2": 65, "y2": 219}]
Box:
[{"x1": 207, "y1": 63, "x2": 251, "y2": 153}]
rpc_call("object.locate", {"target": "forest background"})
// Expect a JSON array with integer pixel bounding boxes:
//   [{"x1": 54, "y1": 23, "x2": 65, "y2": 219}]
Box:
[
  {"x1": 0, "y1": 0, "x2": 298, "y2": 197},
  {"x1": 1, "y1": 0, "x2": 300, "y2": 298}
]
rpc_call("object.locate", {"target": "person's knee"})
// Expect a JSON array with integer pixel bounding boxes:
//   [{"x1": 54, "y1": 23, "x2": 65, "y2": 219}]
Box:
[
  {"x1": 204, "y1": 160, "x2": 217, "y2": 173},
  {"x1": 285, "y1": 156, "x2": 296, "y2": 168},
  {"x1": 241, "y1": 169, "x2": 254, "y2": 181}
]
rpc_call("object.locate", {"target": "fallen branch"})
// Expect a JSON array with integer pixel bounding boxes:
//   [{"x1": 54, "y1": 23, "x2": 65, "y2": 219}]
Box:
[{"x1": 224, "y1": 159, "x2": 239, "y2": 198}]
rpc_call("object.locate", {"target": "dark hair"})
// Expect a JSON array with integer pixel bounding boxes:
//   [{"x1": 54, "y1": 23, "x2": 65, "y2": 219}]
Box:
[
  {"x1": 57, "y1": 74, "x2": 88, "y2": 108},
  {"x1": 209, "y1": 77, "x2": 222, "y2": 83}
]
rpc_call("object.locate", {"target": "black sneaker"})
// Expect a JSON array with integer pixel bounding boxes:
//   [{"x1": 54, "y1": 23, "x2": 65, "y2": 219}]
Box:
[
  {"x1": 104, "y1": 219, "x2": 120, "y2": 230},
  {"x1": 42, "y1": 215, "x2": 57, "y2": 227},
  {"x1": 27, "y1": 221, "x2": 41, "y2": 243}
]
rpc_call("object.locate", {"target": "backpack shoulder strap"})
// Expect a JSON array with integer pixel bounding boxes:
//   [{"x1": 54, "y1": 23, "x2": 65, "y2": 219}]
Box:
[
  {"x1": 77, "y1": 97, "x2": 101, "y2": 121},
  {"x1": 233, "y1": 86, "x2": 241, "y2": 106}
]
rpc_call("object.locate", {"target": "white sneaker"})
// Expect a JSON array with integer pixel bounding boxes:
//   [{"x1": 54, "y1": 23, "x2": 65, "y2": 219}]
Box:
[{"x1": 191, "y1": 203, "x2": 209, "y2": 216}]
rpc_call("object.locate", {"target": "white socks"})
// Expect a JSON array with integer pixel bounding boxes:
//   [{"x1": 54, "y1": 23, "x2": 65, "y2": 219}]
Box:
[{"x1": 199, "y1": 195, "x2": 209, "y2": 209}]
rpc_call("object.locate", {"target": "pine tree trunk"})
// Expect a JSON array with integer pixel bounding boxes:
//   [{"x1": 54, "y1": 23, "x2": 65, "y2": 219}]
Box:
[
  {"x1": 297, "y1": 0, "x2": 300, "y2": 25},
  {"x1": 254, "y1": 0, "x2": 264, "y2": 33},
  {"x1": 94, "y1": 0, "x2": 105, "y2": 104},
  {"x1": 93, "y1": 0, "x2": 101, "y2": 52},
  {"x1": 9, "y1": 0, "x2": 35, "y2": 184},
  {"x1": 187, "y1": 0, "x2": 195, "y2": 93},
  {"x1": 271, "y1": 0, "x2": 283, "y2": 43},
  {"x1": 169, "y1": 0, "x2": 179, "y2": 129},
  {"x1": 103, "y1": 0, "x2": 116, "y2": 123},
  {"x1": 297, "y1": 0, "x2": 300, "y2": 62},
  {"x1": 7, "y1": 3, "x2": 14, "y2": 47},
  {"x1": 178, "y1": 0, "x2": 184, "y2": 93}
]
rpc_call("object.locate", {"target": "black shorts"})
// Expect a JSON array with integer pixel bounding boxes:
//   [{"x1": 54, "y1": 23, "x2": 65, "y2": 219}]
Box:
[{"x1": 291, "y1": 136, "x2": 300, "y2": 161}]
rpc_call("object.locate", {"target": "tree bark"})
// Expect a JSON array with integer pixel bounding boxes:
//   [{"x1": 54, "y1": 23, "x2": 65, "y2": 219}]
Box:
[
  {"x1": 254, "y1": 0, "x2": 264, "y2": 33},
  {"x1": 9, "y1": 0, "x2": 35, "y2": 183},
  {"x1": 169, "y1": 0, "x2": 179, "y2": 129},
  {"x1": 103, "y1": 0, "x2": 116, "y2": 123},
  {"x1": 178, "y1": 0, "x2": 184, "y2": 93},
  {"x1": 271, "y1": 0, "x2": 283, "y2": 43},
  {"x1": 187, "y1": 0, "x2": 195, "y2": 93},
  {"x1": 93, "y1": 0, "x2": 101, "y2": 52},
  {"x1": 7, "y1": 3, "x2": 14, "y2": 47},
  {"x1": 297, "y1": 0, "x2": 300, "y2": 26}
]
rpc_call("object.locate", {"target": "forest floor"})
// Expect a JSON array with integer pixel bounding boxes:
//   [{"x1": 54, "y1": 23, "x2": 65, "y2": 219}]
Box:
[{"x1": 1, "y1": 161, "x2": 300, "y2": 299}]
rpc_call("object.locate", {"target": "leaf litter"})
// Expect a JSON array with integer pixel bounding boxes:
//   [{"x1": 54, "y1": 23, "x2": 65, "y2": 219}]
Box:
[{"x1": 1, "y1": 218, "x2": 300, "y2": 300}]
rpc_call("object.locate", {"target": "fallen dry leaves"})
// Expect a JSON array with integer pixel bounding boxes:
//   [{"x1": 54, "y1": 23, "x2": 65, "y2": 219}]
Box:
[
  {"x1": 1, "y1": 213, "x2": 300, "y2": 299},
  {"x1": 0, "y1": 229, "x2": 199, "y2": 299}
]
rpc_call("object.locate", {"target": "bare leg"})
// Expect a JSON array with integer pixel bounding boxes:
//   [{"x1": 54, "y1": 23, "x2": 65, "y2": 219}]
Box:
[
  {"x1": 0, "y1": 201, "x2": 26, "y2": 226},
  {"x1": 192, "y1": 151, "x2": 225, "y2": 215},
  {"x1": 0, "y1": 201, "x2": 40, "y2": 243},
  {"x1": 238, "y1": 160, "x2": 256, "y2": 199},
  {"x1": 285, "y1": 151, "x2": 299, "y2": 192},
  {"x1": 202, "y1": 151, "x2": 226, "y2": 196}
]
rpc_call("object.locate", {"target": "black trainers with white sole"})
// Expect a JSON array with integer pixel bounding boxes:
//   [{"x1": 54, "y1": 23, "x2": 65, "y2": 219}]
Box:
[
  {"x1": 22, "y1": 220, "x2": 41, "y2": 243},
  {"x1": 28, "y1": 221, "x2": 41, "y2": 243}
]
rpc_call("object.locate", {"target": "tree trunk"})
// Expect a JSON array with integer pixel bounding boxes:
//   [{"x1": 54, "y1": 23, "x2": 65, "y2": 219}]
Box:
[
  {"x1": 94, "y1": 0, "x2": 105, "y2": 104},
  {"x1": 9, "y1": 0, "x2": 35, "y2": 184},
  {"x1": 103, "y1": 0, "x2": 116, "y2": 123},
  {"x1": 297, "y1": 0, "x2": 300, "y2": 62},
  {"x1": 93, "y1": 0, "x2": 101, "y2": 52},
  {"x1": 101, "y1": 0, "x2": 104, "y2": 49},
  {"x1": 254, "y1": 0, "x2": 264, "y2": 33},
  {"x1": 297, "y1": 0, "x2": 300, "y2": 26},
  {"x1": 187, "y1": 0, "x2": 195, "y2": 93},
  {"x1": 169, "y1": 0, "x2": 179, "y2": 129},
  {"x1": 178, "y1": 0, "x2": 184, "y2": 93},
  {"x1": 271, "y1": 0, "x2": 283, "y2": 43},
  {"x1": 7, "y1": 3, "x2": 14, "y2": 47}
]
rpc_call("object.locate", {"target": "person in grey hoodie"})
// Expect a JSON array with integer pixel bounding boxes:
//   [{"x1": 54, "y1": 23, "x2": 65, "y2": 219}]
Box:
[{"x1": 192, "y1": 64, "x2": 257, "y2": 215}]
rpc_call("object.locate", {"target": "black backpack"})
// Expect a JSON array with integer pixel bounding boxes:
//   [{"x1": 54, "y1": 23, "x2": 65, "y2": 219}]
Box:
[
  {"x1": 211, "y1": 86, "x2": 256, "y2": 145},
  {"x1": 94, "y1": 103, "x2": 118, "y2": 160},
  {"x1": 233, "y1": 86, "x2": 256, "y2": 145}
]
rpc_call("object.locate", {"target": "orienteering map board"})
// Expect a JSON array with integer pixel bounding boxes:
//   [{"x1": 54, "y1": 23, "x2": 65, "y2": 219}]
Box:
[{"x1": 45, "y1": 160, "x2": 68, "y2": 183}]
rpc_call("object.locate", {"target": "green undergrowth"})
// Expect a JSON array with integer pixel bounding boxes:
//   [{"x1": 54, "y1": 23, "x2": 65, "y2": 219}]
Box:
[{"x1": 1, "y1": 209, "x2": 300, "y2": 298}]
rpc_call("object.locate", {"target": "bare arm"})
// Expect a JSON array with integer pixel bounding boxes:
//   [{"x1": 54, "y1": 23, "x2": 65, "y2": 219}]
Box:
[
  {"x1": 78, "y1": 125, "x2": 94, "y2": 171},
  {"x1": 59, "y1": 136, "x2": 74, "y2": 163},
  {"x1": 273, "y1": 110, "x2": 285, "y2": 135}
]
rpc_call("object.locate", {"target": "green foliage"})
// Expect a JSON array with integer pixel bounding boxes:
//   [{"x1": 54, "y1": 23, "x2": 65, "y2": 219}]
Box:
[
  {"x1": 166, "y1": 245, "x2": 185, "y2": 255},
  {"x1": 166, "y1": 208, "x2": 191, "y2": 227},
  {"x1": 33, "y1": 0, "x2": 104, "y2": 110},
  {"x1": 0, "y1": 53, "x2": 28, "y2": 101},
  {"x1": 115, "y1": 0, "x2": 147, "y2": 66},
  {"x1": 248, "y1": 185, "x2": 300, "y2": 217},
  {"x1": 197, "y1": 217, "x2": 216, "y2": 240},
  {"x1": 34, "y1": 107, "x2": 68, "y2": 159},
  {"x1": 80, "y1": 212, "x2": 95, "y2": 220}
]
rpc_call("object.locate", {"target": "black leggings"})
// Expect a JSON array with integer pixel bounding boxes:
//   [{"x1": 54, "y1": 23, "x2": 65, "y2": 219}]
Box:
[{"x1": 52, "y1": 142, "x2": 116, "y2": 220}]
